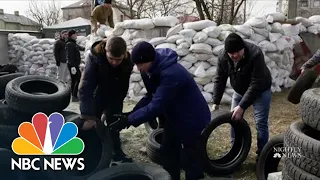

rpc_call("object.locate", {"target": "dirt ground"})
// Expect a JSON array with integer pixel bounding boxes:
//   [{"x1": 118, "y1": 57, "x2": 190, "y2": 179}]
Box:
[{"x1": 65, "y1": 89, "x2": 301, "y2": 180}]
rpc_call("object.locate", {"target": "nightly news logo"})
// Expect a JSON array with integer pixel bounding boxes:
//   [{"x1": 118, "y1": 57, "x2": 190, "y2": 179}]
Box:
[{"x1": 11, "y1": 112, "x2": 85, "y2": 171}]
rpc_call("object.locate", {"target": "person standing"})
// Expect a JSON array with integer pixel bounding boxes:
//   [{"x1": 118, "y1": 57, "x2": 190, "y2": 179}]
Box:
[
  {"x1": 54, "y1": 30, "x2": 68, "y2": 82},
  {"x1": 115, "y1": 41, "x2": 211, "y2": 180},
  {"x1": 66, "y1": 30, "x2": 85, "y2": 102},
  {"x1": 91, "y1": 0, "x2": 114, "y2": 34},
  {"x1": 78, "y1": 36, "x2": 134, "y2": 163},
  {"x1": 211, "y1": 33, "x2": 272, "y2": 161}
]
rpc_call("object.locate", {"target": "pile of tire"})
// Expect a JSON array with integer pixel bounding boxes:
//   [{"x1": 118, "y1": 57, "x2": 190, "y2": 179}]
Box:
[
  {"x1": 258, "y1": 87, "x2": 320, "y2": 180},
  {"x1": 145, "y1": 110, "x2": 252, "y2": 177}
]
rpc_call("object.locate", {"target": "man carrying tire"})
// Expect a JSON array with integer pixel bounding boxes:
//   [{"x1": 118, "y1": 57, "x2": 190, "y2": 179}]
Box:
[
  {"x1": 211, "y1": 33, "x2": 272, "y2": 161},
  {"x1": 78, "y1": 36, "x2": 134, "y2": 164},
  {"x1": 115, "y1": 41, "x2": 211, "y2": 180},
  {"x1": 66, "y1": 30, "x2": 85, "y2": 102},
  {"x1": 300, "y1": 49, "x2": 320, "y2": 74}
]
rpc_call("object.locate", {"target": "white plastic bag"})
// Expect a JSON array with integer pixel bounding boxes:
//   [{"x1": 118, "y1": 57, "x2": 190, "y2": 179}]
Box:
[
  {"x1": 233, "y1": 25, "x2": 254, "y2": 37},
  {"x1": 183, "y1": 20, "x2": 217, "y2": 31},
  {"x1": 152, "y1": 16, "x2": 180, "y2": 27},
  {"x1": 194, "y1": 63, "x2": 207, "y2": 78},
  {"x1": 181, "y1": 54, "x2": 197, "y2": 64},
  {"x1": 202, "y1": 26, "x2": 221, "y2": 38},
  {"x1": 179, "y1": 29, "x2": 197, "y2": 38},
  {"x1": 193, "y1": 32, "x2": 208, "y2": 43},
  {"x1": 189, "y1": 43, "x2": 212, "y2": 54},
  {"x1": 121, "y1": 19, "x2": 155, "y2": 30},
  {"x1": 204, "y1": 38, "x2": 223, "y2": 47}
]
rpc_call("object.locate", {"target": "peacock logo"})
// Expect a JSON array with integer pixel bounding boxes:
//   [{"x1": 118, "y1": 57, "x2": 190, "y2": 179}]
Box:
[{"x1": 12, "y1": 112, "x2": 84, "y2": 155}]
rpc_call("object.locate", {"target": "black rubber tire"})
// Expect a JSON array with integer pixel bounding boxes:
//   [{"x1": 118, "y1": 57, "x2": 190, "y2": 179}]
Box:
[
  {"x1": 283, "y1": 158, "x2": 319, "y2": 180},
  {"x1": 201, "y1": 110, "x2": 252, "y2": 175},
  {"x1": 287, "y1": 69, "x2": 318, "y2": 104},
  {"x1": 284, "y1": 121, "x2": 320, "y2": 177},
  {"x1": 256, "y1": 134, "x2": 284, "y2": 180},
  {"x1": 146, "y1": 128, "x2": 186, "y2": 169},
  {"x1": 0, "y1": 72, "x2": 24, "y2": 99},
  {"x1": 87, "y1": 163, "x2": 171, "y2": 180},
  {"x1": 144, "y1": 115, "x2": 165, "y2": 134},
  {"x1": 199, "y1": 178, "x2": 237, "y2": 180},
  {"x1": 5, "y1": 75, "x2": 71, "y2": 114},
  {"x1": 53, "y1": 114, "x2": 113, "y2": 180},
  {"x1": 300, "y1": 88, "x2": 320, "y2": 131}
]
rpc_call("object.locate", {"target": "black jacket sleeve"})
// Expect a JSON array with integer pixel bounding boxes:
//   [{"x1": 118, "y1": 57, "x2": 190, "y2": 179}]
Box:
[
  {"x1": 54, "y1": 40, "x2": 61, "y2": 63},
  {"x1": 238, "y1": 48, "x2": 269, "y2": 110},
  {"x1": 212, "y1": 52, "x2": 228, "y2": 105},
  {"x1": 77, "y1": 45, "x2": 85, "y2": 51},
  {"x1": 66, "y1": 42, "x2": 77, "y2": 66}
]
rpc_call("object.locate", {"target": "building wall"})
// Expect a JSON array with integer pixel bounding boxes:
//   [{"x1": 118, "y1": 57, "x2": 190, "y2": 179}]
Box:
[
  {"x1": 278, "y1": 0, "x2": 320, "y2": 18},
  {"x1": 0, "y1": 20, "x2": 39, "y2": 31}
]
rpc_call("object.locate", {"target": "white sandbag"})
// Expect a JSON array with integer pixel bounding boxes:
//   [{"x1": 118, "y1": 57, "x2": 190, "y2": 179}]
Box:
[
  {"x1": 139, "y1": 81, "x2": 145, "y2": 88},
  {"x1": 244, "y1": 39, "x2": 258, "y2": 45},
  {"x1": 197, "y1": 84, "x2": 204, "y2": 91},
  {"x1": 307, "y1": 25, "x2": 319, "y2": 34},
  {"x1": 181, "y1": 54, "x2": 197, "y2": 64},
  {"x1": 194, "y1": 77, "x2": 211, "y2": 85},
  {"x1": 133, "y1": 65, "x2": 139, "y2": 73},
  {"x1": 97, "y1": 25, "x2": 112, "y2": 37},
  {"x1": 152, "y1": 16, "x2": 180, "y2": 27},
  {"x1": 274, "y1": 37, "x2": 291, "y2": 51},
  {"x1": 176, "y1": 38, "x2": 192, "y2": 45},
  {"x1": 194, "y1": 61, "x2": 211, "y2": 70},
  {"x1": 258, "y1": 40, "x2": 278, "y2": 52},
  {"x1": 269, "y1": 33, "x2": 282, "y2": 43},
  {"x1": 177, "y1": 42, "x2": 190, "y2": 49},
  {"x1": 202, "y1": 26, "x2": 221, "y2": 38},
  {"x1": 188, "y1": 66, "x2": 197, "y2": 74},
  {"x1": 194, "y1": 63, "x2": 207, "y2": 78},
  {"x1": 139, "y1": 88, "x2": 147, "y2": 95},
  {"x1": 204, "y1": 83, "x2": 214, "y2": 93},
  {"x1": 183, "y1": 20, "x2": 217, "y2": 31},
  {"x1": 176, "y1": 48, "x2": 189, "y2": 56},
  {"x1": 271, "y1": 22, "x2": 284, "y2": 34},
  {"x1": 250, "y1": 33, "x2": 266, "y2": 43},
  {"x1": 166, "y1": 24, "x2": 183, "y2": 37},
  {"x1": 291, "y1": 35, "x2": 303, "y2": 44},
  {"x1": 212, "y1": 45, "x2": 224, "y2": 56},
  {"x1": 252, "y1": 27, "x2": 269, "y2": 37},
  {"x1": 207, "y1": 56, "x2": 218, "y2": 65},
  {"x1": 296, "y1": 16, "x2": 313, "y2": 27},
  {"x1": 233, "y1": 25, "x2": 254, "y2": 37},
  {"x1": 264, "y1": 55, "x2": 271, "y2": 64},
  {"x1": 299, "y1": 25, "x2": 307, "y2": 32},
  {"x1": 156, "y1": 43, "x2": 177, "y2": 50},
  {"x1": 149, "y1": 37, "x2": 167, "y2": 46},
  {"x1": 236, "y1": 32, "x2": 246, "y2": 39},
  {"x1": 194, "y1": 54, "x2": 213, "y2": 61},
  {"x1": 112, "y1": 23, "x2": 124, "y2": 36},
  {"x1": 121, "y1": 19, "x2": 155, "y2": 30},
  {"x1": 189, "y1": 43, "x2": 212, "y2": 54},
  {"x1": 245, "y1": 17, "x2": 268, "y2": 28},
  {"x1": 130, "y1": 73, "x2": 142, "y2": 82},
  {"x1": 166, "y1": 34, "x2": 181, "y2": 43},
  {"x1": 267, "y1": 172, "x2": 282, "y2": 180},
  {"x1": 266, "y1": 13, "x2": 286, "y2": 23},
  {"x1": 204, "y1": 38, "x2": 223, "y2": 47},
  {"x1": 309, "y1": 15, "x2": 320, "y2": 24},
  {"x1": 179, "y1": 29, "x2": 197, "y2": 38},
  {"x1": 206, "y1": 66, "x2": 217, "y2": 77},
  {"x1": 201, "y1": 91, "x2": 212, "y2": 103},
  {"x1": 179, "y1": 61, "x2": 192, "y2": 69},
  {"x1": 221, "y1": 93, "x2": 232, "y2": 105},
  {"x1": 132, "y1": 38, "x2": 149, "y2": 46},
  {"x1": 282, "y1": 24, "x2": 300, "y2": 36},
  {"x1": 193, "y1": 32, "x2": 208, "y2": 43},
  {"x1": 218, "y1": 24, "x2": 235, "y2": 32},
  {"x1": 219, "y1": 31, "x2": 232, "y2": 41},
  {"x1": 225, "y1": 88, "x2": 235, "y2": 96}
]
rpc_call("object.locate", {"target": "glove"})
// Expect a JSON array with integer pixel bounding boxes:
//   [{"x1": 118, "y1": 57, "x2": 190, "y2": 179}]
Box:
[
  {"x1": 56, "y1": 62, "x2": 60, "y2": 67},
  {"x1": 71, "y1": 67, "x2": 77, "y2": 75},
  {"x1": 109, "y1": 114, "x2": 130, "y2": 132}
]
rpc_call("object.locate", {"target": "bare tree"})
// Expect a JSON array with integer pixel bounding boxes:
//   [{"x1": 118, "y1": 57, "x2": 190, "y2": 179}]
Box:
[
  {"x1": 26, "y1": 0, "x2": 62, "y2": 27},
  {"x1": 113, "y1": 0, "x2": 148, "y2": 19}
]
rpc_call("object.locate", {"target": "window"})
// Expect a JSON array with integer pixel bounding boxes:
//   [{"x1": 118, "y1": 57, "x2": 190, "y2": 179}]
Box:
[
  {"x1": 299, "y1": 0, "x2": 309, "y2": 7},
  {"x1": 314, "y1": 0, "x2": 320, "y2": 7}
]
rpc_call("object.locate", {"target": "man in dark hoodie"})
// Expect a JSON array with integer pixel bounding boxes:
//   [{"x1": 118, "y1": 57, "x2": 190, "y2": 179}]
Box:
[
  {"x1": 78, "y1": 36, "x2": 134, "y2": 163},
  {"x1": 116, "y1": 41, "x2": 211, "y2": 180},
  {"x1": 66, "y1": 30, "x2": 85, "y2": 102},
  {"x1": 54, "y1": 30, "x2": 68, "y2": 82},
  {"x1": 211, "y1": 33, "x2": 272, "y2": 161}
]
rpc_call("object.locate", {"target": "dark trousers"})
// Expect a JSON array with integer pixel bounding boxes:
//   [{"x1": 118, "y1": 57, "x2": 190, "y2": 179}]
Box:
[
  {"x1": 68, "y1": 64, "x2": 81, "y2": 98},
  {"x1": 160, "y1": 120, "x2": 205, "y2": 180}
]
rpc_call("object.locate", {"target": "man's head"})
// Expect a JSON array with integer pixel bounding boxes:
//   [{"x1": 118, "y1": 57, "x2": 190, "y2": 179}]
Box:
[
  {"x1": 225, "y1": 33, "x2": 245, "y2": 62},
  {"x1": 104, "y1": 0, "x2": 112, "y2": 7},
  {"x1": 68, "y1": 30, "x2": 77, "y2": 40},
  {"x1": 105, "y1": 36, "x2": 127, "y2": 67},
  {"x1": 131, "y1": 41, "x2": 156, "y2": 73},
  {"x1": 60, "y1": 30, "x2": 68, "y2": 40}
]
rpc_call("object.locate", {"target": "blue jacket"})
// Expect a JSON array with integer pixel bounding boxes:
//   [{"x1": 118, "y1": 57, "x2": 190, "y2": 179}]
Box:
[{"x1": 128, "y1": 48, "x2": 211, "y2": 140}]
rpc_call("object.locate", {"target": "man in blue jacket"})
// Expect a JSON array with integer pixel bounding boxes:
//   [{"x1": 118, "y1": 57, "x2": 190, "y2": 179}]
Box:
[{"x1": 123, "y1": 41, "x2": 211, "y2": 180}]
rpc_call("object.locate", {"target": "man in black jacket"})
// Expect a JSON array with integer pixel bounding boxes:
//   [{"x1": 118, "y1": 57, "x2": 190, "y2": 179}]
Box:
[
  {"x1": 54, "y1": 30, "x2": 68, "y2": 82},
  {"x1": 66, "y1": 30, "x2": 85, "y2": 102},
  {"x1": 212, "y1": 33, "x2": 272, "y2": 160}
]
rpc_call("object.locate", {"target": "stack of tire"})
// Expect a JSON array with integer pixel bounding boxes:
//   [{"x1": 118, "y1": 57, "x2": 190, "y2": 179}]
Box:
[{"x1": 145, "y1": 110, "x2": 252, "y2": 177}]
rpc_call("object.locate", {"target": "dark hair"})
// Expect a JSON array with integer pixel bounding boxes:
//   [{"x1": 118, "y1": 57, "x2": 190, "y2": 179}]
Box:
[
  {"x1": 104, "y1": 0, "x2": 112, "y2": 4},
  {"x1": 106, "y1": 36, "x2": 127, "y2": 57}
]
